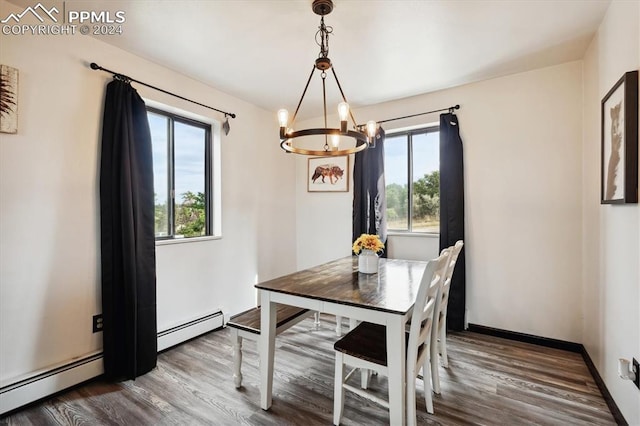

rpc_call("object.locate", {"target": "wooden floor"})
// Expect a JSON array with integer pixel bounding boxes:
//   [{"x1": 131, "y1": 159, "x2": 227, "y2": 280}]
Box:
[{"x1": 1, "y1": 316, "x2": 615, "y2": 425}]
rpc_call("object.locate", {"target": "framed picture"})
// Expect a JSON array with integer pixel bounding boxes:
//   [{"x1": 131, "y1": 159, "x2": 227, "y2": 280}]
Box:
[
  {"x1": 0, "y1": 65, "x2": 18, "y2": 134},
  {"x1": 601, "y1": 70, "x2": 638, "y2": 204},
  {"x1": 308, "y1": 156, "x2": 349, "y2": 192}
]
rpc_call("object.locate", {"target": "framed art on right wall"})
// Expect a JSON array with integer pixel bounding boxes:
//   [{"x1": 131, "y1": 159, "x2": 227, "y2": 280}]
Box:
[{"x1": 601, "y1": 70, "x2": 638, "y2": 204}]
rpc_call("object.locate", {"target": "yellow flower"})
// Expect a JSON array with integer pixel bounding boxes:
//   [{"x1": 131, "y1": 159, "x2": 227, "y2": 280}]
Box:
[{"x1": 352, "y1": 233, "x2": 385, "y2": 255}]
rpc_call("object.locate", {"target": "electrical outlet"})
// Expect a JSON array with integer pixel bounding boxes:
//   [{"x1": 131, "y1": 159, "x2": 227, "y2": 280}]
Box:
[
  {"x1": 92, "y1": 314, "x2": 103, "y2": 333},
  {"x1": 633, "y1": 358, "x2": 640, "y2": 390}
]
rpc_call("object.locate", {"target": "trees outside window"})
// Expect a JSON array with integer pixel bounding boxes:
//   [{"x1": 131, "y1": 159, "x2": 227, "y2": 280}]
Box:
[
  {"x1": 148, "y1": 107, "x2": 212, "y2": 239},
  {"x1": 384, "y1": 126, "x2": 439, "y2": 233}
]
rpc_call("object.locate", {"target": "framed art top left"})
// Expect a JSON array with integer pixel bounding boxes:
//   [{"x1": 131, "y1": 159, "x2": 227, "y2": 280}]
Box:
[{"x1": 0, "y1": 65, "x2": 18, "y2": 134}]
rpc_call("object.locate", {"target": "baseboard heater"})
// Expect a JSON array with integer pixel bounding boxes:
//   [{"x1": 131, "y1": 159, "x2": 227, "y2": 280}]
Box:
[
  {"x1": 0, "y1": 310, "x2": 224, "y2": 416},
  {"x1": 157, "y1": 311, "x2": 224, "y2": 351}
]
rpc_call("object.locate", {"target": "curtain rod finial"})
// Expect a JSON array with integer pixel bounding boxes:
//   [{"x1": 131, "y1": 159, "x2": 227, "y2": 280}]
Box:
[{"x1": 223, "y1": 116, "x2": 231, "y2": 135}]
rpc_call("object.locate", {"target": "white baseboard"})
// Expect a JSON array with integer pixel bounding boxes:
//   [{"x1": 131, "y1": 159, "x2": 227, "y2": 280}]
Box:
[
  {"x1": 0, "y1": 352, "x2": 103, "y2": 415},
  {"x1": 0, "y1": 310, "x2": 224, "y2": 415},
  {"x1": 157, "y1": 311, "x2": 224, "y2": 351}
]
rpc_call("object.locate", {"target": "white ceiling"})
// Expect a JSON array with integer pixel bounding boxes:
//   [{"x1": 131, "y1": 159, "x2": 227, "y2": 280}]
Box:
[{"x1": 10, "y1": 0, "x2": 612, "y2": 119}]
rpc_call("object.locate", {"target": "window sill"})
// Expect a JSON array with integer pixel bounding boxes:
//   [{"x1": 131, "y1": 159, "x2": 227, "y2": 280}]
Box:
[
  {"x1": 387, "y1": 232, "x2": 439, "y2": 238},
  {"x1": 155, "y1": 235, "x2": 222, "y2": 246}
]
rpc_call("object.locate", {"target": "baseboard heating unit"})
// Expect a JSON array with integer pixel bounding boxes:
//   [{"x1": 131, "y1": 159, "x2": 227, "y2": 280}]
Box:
[{"x1": 0, "y1": 310, "x2": 224, "y2": 415}]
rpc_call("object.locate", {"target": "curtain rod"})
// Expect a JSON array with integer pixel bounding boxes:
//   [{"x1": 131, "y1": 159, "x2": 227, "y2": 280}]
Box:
[
  {"x1": 89, "y1": 62, "x2": 236, "y2": 119},
  {"x1": 360, "y1": 104, "x2": 459, "y2": 127}
]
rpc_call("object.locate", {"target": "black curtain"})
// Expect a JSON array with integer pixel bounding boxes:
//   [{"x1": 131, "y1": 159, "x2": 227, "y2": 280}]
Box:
[
  {"x1": 100, "y1": 78, "x2": 157, "y2": 380},
  {"x1": 439, "y1": 113, "x2": 466, "y2": 331},
  {"x1": 353, "y1": 128, "x2": 387, "y2": 254}
]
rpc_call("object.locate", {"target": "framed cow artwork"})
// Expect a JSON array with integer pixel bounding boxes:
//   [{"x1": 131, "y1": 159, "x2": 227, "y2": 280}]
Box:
[{"x1": 308, "y1": 156, "x2": 349, "y2": 192}]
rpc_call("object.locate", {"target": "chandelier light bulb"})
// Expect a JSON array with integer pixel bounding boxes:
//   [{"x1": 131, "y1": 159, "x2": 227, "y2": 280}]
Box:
[
  {"x1": 338, "y1": 102, "x2": 349, "y2": 132},
  {"x1": 366, "y1": 120, "x2": 377, "y2": 138},
  {"x1": 331, "y1": 135, "x2": 340, "y2": 149},
  {"x1": 338, "y1": 102, "x2": 349, "y2": 121},
  {"x1": 277, "y1": 109, "x2": 289, "y2": 127}
]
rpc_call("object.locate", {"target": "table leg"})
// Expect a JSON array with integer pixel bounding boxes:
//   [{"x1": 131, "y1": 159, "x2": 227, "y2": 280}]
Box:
[
  {"x1": 259, "y1": 291, "x2": 277, "y2": 410},
  {"x1": 386, "y1": 315, "x2": 406, "y2": 426}
]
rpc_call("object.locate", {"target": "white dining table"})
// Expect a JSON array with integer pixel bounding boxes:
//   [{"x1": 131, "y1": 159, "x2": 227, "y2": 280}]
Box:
[{"x1": 255, "y1": 256, "x2": 428, "y2": 426}]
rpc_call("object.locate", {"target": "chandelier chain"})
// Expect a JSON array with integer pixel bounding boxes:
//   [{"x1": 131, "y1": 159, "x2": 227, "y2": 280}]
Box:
[{"x1": 316, "y1": 16, "x2": 332, "y2": 59}]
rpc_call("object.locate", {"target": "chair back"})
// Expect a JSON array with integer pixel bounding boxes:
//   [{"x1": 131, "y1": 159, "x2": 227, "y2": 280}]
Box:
[
  {"x1": 438, "y1": 240, "x2": 464, "y2": 321},
  {"x1": 406, "y1": 249, "x2": 451, "y2": 370}
]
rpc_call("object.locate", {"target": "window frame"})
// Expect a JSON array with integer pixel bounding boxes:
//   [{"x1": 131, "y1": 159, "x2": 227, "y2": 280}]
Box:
[
  {"x1": 146, "y1": 105, "x2": 217, "y2": 241},
  {"x1": 385, "y1": 124, "x2": 440, "y2": 234}
]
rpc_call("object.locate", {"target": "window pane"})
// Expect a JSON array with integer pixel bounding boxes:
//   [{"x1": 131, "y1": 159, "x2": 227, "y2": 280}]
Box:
[
  {"x1": 384, "y1": 135, "x2": 409, "y2": 230},
  {"x1": 174, "y1": 121, "x2": 206, "y2": 237},
  {"x1": 149, "y1": 112, "x2": 169, "y2": 237},
  {"x1": 412, "y1": 131, "x2": 439, "y2": 232}
]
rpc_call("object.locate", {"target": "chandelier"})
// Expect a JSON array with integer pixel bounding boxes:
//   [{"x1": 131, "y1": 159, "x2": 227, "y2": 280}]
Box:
[{"x1": 278, "y1": 0, "x2": 376, "y2": 156}]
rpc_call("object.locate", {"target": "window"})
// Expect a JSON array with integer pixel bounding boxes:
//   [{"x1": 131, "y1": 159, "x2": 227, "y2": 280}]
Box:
[
  {"x1": 147, "y1": 106, "x2": 214, "y2": 239},
  {"x1": 384, "y1": 126, "x2": 439, "y2": 233}
]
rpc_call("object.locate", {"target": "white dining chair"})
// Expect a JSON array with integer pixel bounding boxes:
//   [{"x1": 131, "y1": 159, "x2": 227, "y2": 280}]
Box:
[
  {"x1": 430, "y1": 240, "x2": 464, "y2": 395},
  {"x1": 332, "y1": 249, "x2": 451, "y2": 425}
]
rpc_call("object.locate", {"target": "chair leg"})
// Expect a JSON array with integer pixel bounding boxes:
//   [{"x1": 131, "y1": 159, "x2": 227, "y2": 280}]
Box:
[
  {"x1": 314, "y1": 312, "x2": 321, "y2": 330},
  {"x1": 347, "y1": 318, "x2": 371, "y2": 389},
  {"x1": 333, "y1": 352, "x2": 345, "y2": 425},
  {"x1": 348, "y1": 318, "x2": 358, "y2": 330},
  {"x1": 440, "y1": 324, "x2": 448, "y2": 368},
  {"x1": 406, "y1": 373, "x2": 417, "y2": 426},
  {"x1": 231, "y1": 330, "x2": 243, "y2": 388},
  {"x1": 422, "y1": 353, "x2": 434, "y2": 414},
  {"x1": 430, "y1": 336, "x2": 441, "y2": 395},
  {"x1": 335, "y1": 315, "x2": 343, "y2": 336},
  {"x1": 360, "y1": 368, "x2": 371, "y2": 389}
]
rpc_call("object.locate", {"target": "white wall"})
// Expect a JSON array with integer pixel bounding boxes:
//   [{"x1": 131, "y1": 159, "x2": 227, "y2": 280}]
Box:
[
  {"x1": 296, "y1": 61, "x2": 585, "y2": 343},
  {"x1": 294, "y1": 148, "x2": 354, "y2": 270},
  {"x1": 0, "y1": 0, "x2": 296, "y2": 387},
  {"x1": 582, "y1": 1, "x2": 640, "y2": 423},
  {"x1": 386, "y1": 234, "x2": 440, "y2": 261},
  {"x1": 1, "y1": 0, "x2": 637, "y2": 420}
]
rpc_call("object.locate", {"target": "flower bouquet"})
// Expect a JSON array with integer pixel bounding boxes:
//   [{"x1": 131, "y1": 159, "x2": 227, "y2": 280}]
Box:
[{"x1": 353, "y1": 234, "x2": 384, "y2": 273}]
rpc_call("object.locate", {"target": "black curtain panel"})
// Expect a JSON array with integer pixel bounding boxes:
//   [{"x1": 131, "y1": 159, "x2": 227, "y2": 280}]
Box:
[
  {"x1": 352, "y1": 128, "x2": 387, "y2": 255},
  {"x1": 439, "y1": 113, "x2": 466, "y2": 331},
  {"x1": 100, "y1": 78, "x2": 157, "y2": 380}
]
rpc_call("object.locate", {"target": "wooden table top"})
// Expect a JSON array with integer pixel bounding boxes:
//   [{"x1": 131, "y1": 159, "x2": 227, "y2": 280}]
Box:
[{"x1": 255, "y1": 256, "x2": 428, "y2": 314}]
